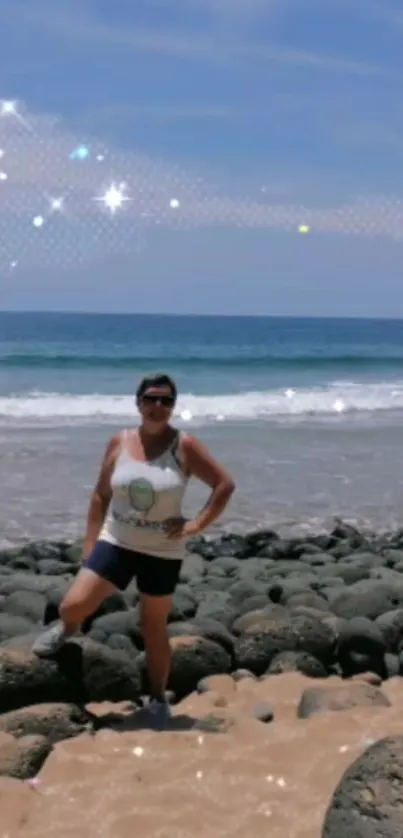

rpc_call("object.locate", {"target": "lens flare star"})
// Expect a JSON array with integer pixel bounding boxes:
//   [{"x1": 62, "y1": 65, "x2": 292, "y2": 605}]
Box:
[
  {"x1": 49, "y1": 197, "x2": 64, "y2": 212},
  {"x1": 94, "y1": 182, "x2": 130, "y2": 214},
  {"x1": 69, "y1": 145, "x2": 90, "y2": 161},
  {"x1": 1, "y1": 100, "x2": 31, "y2": 130},
  {"x1": 1, "y1": 100, "x2": 17, "y2": 116}
]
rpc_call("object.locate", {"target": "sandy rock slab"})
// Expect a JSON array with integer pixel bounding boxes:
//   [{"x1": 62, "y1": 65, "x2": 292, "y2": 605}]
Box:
[
  {"x1": 0, "y1": 776, "x2": 35, "y2": 835},
  {"x1": 0, "y1": 673, "x2": 401, "y2": 838}
]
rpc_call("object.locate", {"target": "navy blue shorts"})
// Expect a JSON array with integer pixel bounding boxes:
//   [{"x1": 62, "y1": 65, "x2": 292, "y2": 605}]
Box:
[{"x1": 84, "y1": 540, "x2": 182, "y2": 596}]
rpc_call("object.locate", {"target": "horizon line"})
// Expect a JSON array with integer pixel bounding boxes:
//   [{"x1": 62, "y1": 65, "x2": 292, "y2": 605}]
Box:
[{"x1": 0, "y1": 310, "x2": 401, "y2": 322}]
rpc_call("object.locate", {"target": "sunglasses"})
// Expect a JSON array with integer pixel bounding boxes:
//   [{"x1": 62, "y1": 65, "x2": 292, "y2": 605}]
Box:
[{"x1": 141, "y1": 393, "x2": 175, "y2": 407}]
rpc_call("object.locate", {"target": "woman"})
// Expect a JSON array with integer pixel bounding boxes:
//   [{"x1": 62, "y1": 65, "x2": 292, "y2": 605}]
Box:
[{"x1": 33, "y1": 373, "x2": 235, "y2": 722}]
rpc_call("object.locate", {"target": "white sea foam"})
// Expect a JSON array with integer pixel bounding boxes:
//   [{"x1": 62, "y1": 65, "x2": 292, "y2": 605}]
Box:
[{"x1": 2, "y1": 381, "x2": 403, "y2": 425}]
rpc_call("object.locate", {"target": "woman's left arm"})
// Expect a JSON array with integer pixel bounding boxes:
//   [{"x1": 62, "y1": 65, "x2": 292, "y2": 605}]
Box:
[{"x1": 168, "y1": 434, "x2": 235, "y2": 538}]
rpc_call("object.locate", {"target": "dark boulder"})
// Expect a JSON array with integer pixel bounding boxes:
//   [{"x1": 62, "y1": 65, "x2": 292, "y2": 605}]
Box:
[
  {"x1": 195, "y1": 592, "x2": 237, "y2": 628},
  {"x1": 267, "y1": 650, "x2": 327, "y2": 678},
  {"x1": 322, "y1": 735, "x2": 403, "y2": 837},
  {"x1": 375, "y1": 609, "x2": 403, "y2": 653},
  {"x1": 385, "y1": 653, "x2": 400, "y2": 678},
  {"x1": 163, "y1": 636, "x2": 232, "y2": 699},
  {"x1": 4, "y1": 591, "x2": 46, "y2": 624},
  {"x1": 329, "y1": 581, "x2": 403, "y2": 620},
  {"x1": 232, "y1": 605, "x2": 288, "y2": 636},
  {"x1": 0, "y1": 702, "x2": 94, "y2": 744},
  {"x1": 234, "y1": 612, "x2": 335, "y2": 676},
  {"x1": 337, "y1": 617, "x2": 387, "y2": 679},
  {"x1": 206, "y1": 556, "x2": 242, "y2": 578},
  {"x1": 87, "y1": 609, "x2": 142, "y2": 648},
  {"x1": 234, "y1": 595, "x2": 272, "y2": 617},
  {"x1": 0, "y1": 573, "x2": 69, "y2": 598},
  {"x1": 168, "y1": 619, "x2": 235, "y2": 656},
  {"x1": 179, "y1": 554, "x2": 206, "y2": 583},
  {"x1": 0, "y1": 614, "x2": 35, "y2": 643},
  {"x1": 169, "y1": 587, "x2": 198, "y2": 621},
  {"x1": 287, "y1": 592, "x2": 329, "y2": 611},
  {"x1": 104, "y1": 633, "x2": 139, "y2": 657},
  {"x1": 0, "y1": 640, "x2": 142, "y2": 712},
  {"x1": 268, "y1": 579, "x2": 317, "y2": 605},
  {"x1": 36, "y1": 559, "x2": 68, "y2": 576}
]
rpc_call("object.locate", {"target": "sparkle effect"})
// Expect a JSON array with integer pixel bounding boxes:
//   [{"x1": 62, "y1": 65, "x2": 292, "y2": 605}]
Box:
[
  {"x1": 94, "y1": 182, "x2": 130, "y2": 214},
  {"x1": 0, "y1": 96, "x2": 402, "y2": 276},
  {"x1": 1, "y1": 100, "x2": 17, "y2": 116},
  {"x1": 50, "y1": 197, "x2": 64, "y2": 212},
  {"x1": 1, "y1": 99, "x2": 31, "y2": 130},
  {"x1": 70, "y1": 145, "x2": 90, "y2": 161}
]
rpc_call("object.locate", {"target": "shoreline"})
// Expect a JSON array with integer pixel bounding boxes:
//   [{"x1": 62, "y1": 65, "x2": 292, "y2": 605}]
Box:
[
  {"x1": 2, "y1": 513, "x2": 403, "y2": 547},
  {"x1": 1, "y1": 519, "x2": 403, "y2": 835},
  {"x1": 2, "y1": 513, "x2": 402, "y2": 548}
]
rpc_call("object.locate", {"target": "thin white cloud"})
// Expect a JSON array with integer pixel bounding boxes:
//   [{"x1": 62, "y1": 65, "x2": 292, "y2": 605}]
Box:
[
  {"x1": 362, "y1": 0, "x2": 403, "y2": 27},
  {"x1": 333, "y1": 122, "x2": 403, "y2": 149},
  {"x1": 85, "y1": 104, "x2": 235, "y2": 124},
  {"x1": 183, "y1": 0, "x2": 272, "y2": 15},
  {"x1": 14, "y1": 2, "x2": 388, "y2": 78},
  {"x1": 166, "y1": 0, "x2": 279, "y2": 31}
]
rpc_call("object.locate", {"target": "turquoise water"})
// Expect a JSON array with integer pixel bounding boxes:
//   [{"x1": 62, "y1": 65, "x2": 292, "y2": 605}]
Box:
[{"x1": 2, "y1": 311, "x2": 403, "y2": 425}]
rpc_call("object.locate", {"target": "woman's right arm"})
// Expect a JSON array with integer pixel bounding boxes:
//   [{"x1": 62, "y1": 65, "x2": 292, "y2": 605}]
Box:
[{"x1": 82, "y1": 433, "x2": 121, "y2": 561}]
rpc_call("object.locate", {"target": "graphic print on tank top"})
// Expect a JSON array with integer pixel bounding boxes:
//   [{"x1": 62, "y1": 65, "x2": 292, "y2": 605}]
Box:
[
  {"x1": 109, "y1": 433, "x2": 186, "y2": 530},
  {"x1": 127, "y1": 476, "x2": 155, "y2": 515}
]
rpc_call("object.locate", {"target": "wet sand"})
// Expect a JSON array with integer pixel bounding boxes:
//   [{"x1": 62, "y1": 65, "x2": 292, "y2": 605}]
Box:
[
  {"x1": 2, "y1": 672, "x2": 403, "y2": 838},
  {"x1": 4, "y1": 421, "x2": 403, "y2": 548}
]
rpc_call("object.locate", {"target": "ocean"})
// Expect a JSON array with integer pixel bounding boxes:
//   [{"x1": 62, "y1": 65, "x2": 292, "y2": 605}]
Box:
[{"x1": 2, "y1": 310, "x2": 403, "y2": 545}]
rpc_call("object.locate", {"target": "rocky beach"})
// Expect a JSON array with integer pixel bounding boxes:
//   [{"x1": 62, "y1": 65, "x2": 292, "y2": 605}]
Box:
[{"x1": 2, "y1": 520, "x2": 403, "y2": 836}]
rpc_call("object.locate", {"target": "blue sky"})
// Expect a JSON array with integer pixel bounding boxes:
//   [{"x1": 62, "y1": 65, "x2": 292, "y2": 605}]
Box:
[{"x1": 1, "y1": 0, "x2": 403, "y2": 316}]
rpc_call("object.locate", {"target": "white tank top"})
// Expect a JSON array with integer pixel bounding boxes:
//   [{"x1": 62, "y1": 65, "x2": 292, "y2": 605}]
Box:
[{"x1": 99, "y1": 430, "x2": 188, "y2": 560}]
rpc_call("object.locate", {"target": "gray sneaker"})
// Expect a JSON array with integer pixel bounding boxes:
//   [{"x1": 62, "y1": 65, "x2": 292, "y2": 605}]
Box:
[
  {"x1": 147, "y1": 698, "x2": 171, "y2": 730},
  {"x1": 32, "y1": 620, "x2": 70, "y2": 657}
]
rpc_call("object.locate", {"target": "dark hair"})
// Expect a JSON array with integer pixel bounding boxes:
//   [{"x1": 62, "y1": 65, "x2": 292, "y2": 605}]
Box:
[{"x1": 136, "y1": 373, "x2": 177, "y2": 402}]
